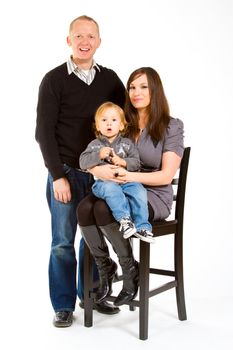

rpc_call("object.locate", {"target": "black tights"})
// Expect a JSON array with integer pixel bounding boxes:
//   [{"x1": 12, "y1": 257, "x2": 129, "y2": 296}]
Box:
[{"x1": 77, "y1": 193, "x2": 154, "y2": 226}]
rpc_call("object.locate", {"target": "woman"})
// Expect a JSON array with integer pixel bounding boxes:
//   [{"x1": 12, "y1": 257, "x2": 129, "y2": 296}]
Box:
[{"x1": 77, "y1": 67, "x2": 184, "y2": 307}]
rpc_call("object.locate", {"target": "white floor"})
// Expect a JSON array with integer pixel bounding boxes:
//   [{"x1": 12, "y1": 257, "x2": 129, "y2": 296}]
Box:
[{"x1": 3, "y1": 294, "x2": 233, "y2": 350}]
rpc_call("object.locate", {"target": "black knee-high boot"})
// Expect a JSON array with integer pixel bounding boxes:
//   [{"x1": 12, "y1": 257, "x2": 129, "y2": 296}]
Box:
[
  {"x1": 99, "y1": 222, "x2": 139, "y2": 306},
  {"x1": 80, "y1": 225, "x2": 118, "y2": 303}
]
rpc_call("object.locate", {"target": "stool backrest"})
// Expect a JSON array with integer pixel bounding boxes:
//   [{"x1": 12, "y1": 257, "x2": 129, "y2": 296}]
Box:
[{"x1": 173, "y1": 147, "x2": 191, "y2": 223}]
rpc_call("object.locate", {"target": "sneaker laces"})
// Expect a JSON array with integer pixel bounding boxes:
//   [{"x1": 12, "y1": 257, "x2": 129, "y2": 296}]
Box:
[
  {"x1": 119, "y1": 218, "x2": 132, "y2": 231},
  {"x1": 139, "y1": 230, "x2": 154, "y2": 238}
]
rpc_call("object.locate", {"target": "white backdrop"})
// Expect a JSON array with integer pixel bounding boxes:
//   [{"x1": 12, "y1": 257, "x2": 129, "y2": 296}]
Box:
[{"x1": 1, "y1": 0, "x2": 233, "y2": 325}]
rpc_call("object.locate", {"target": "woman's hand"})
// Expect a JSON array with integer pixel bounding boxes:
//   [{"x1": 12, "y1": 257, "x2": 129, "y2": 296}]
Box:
[
  {"x1": 115, "y1": 167, "x2": 130, "y2": 181},
  {"x1": 89, "y1": 164, "x2": 126, "y2": 183}
]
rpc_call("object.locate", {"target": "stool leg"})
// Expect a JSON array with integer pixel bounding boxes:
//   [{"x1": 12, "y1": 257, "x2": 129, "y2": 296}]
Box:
[
  {"x1": 175, "y1": 230, "x2": 187, "y2": 320},
  {"x1": 139, "y1": 240, "x2": 150, "y2": 340},
  {"x1": 129, "y1": 238, "x2": 136, "y2": 312},
  {"x1": 84, "y1": 242, "x2": 93, "y2": 327}
]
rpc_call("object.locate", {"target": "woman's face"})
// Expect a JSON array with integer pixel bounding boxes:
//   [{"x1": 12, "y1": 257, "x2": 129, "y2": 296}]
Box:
[{"x1": 128, "y1": 74, "x2": 151, "y2": 111}]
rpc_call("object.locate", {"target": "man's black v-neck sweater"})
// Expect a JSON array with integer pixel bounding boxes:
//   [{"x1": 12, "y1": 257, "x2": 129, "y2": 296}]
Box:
[{"x1": 36, "y1": 63, "x2": 125, "y2": 180}]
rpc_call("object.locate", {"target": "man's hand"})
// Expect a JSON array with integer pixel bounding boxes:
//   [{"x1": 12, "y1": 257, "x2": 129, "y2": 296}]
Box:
[{"x1": 53, "y1": 177, "x2": 71, "y2": 203}]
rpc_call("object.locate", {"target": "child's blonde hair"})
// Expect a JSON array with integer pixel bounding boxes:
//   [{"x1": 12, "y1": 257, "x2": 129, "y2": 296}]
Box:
[{"x1": 94, "y1": 102, "x2": 128, "y2": 137}]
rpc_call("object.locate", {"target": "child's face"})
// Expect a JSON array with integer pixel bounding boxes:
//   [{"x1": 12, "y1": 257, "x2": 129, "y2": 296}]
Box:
[{"x1": 96, "y1": 107, "x2": 124, "y2": 141}]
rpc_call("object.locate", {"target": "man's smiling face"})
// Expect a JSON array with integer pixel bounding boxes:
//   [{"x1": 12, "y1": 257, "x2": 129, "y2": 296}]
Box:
[{"x1": 67, "y1": 19, "x2": 101, "y2": 65}]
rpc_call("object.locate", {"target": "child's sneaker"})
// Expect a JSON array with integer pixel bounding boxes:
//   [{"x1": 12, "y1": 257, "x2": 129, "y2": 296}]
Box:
[
  {"x1": 119, "y1": 217, "x2": 137, "y2": 239},
  {"x1": 134, "y1": 230, "x2": 155, "y2": 243}
]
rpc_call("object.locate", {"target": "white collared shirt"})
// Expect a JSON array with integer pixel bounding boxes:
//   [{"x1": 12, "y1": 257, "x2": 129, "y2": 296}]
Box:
[{"x1": 67, "y1": 57, "x2": 100, "y2": 85}]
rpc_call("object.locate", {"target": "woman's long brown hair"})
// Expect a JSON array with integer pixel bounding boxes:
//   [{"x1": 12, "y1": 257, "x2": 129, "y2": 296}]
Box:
[{"x1": 125, "y1": 67, "x2": 170, "y2": 141}]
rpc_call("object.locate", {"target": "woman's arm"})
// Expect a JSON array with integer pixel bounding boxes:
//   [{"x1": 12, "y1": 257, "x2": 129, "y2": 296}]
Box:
[
  {"x1": 88, "y1": 164, "x2": 124, "y2": 182},
  {"x1": 117, "y1": 151, "x2": 182, "y2": 186}
]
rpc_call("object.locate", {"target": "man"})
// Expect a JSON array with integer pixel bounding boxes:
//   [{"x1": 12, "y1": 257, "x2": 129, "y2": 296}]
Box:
[{"x1": 35, "y1": 15, "x2": 125, "y2": 327}]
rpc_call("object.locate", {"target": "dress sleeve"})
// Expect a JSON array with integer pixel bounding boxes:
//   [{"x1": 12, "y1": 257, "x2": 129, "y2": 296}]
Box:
[{"x1": 163, "y1": 118, "x2": 184, "y2": 157}]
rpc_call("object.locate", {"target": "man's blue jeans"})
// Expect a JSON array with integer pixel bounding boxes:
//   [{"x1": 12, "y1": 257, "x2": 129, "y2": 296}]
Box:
[
  {"x1": 46, "y1": 165, "x2": 98, "y2": 312},
  {"x1": 92, "y1": 180, "x2": 152, "y2": 231}
]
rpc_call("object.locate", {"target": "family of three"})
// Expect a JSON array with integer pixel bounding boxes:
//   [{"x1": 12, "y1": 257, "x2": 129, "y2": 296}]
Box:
[{"x1": 36, "y1": 15, "x2": 184, "y2": 328}]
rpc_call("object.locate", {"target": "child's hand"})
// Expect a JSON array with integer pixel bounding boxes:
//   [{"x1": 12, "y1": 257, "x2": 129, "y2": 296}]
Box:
[
  {"x1": 99, "y1": 147, "x2": 113, "y2": 160},
  {"x1": 111, "y1": 150, "x2": 127, "y2": 168}
]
